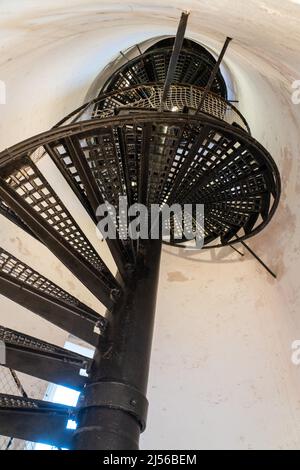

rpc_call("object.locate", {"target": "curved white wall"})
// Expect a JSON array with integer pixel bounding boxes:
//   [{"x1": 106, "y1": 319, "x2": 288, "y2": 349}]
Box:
[{"x1": 0, "y1": 0, "x2": 300, "y2": 449}]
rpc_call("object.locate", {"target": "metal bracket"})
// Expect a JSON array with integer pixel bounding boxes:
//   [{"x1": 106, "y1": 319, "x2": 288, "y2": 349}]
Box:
[{"x1": 79, "y1": 381, "x2": 148, "y2": 431}]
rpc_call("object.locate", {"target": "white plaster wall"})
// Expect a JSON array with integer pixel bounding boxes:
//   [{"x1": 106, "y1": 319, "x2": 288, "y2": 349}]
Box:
[{"x1": 0, "y1": 0, "x2": 300, "y2": 450}]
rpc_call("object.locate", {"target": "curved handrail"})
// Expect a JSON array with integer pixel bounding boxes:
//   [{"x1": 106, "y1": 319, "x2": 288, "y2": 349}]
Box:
[
  {"x1": 55, "y1": 83, "x2": 251, "y2": 134},
  {"x1": 0, "y1": 112, "x2": 279, "y2": 249}
]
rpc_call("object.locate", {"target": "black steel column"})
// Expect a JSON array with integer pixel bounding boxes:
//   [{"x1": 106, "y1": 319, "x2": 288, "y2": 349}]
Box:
[{"x1": 72, "y1": 239, "x2": 162, "y2": 450}]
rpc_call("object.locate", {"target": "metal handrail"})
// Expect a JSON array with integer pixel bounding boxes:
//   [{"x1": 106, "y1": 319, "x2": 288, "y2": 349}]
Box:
[{"x1": 55, "y1": 83, "x2": 251, "y2": 134}]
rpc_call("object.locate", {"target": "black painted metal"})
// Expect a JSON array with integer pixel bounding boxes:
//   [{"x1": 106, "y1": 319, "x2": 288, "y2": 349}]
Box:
[
  {"x1": 240, "y1": 240, "x2": 277, "y2": 279},
  {"x1": 63, "y1": 135, "x2": 131, "y2": 280},
  {"x1": 0, "y1": 113, "x2": 280, "y2": 249},
  {"x1": 99, "y1": 40, "x2": 228, "y2": 100},
  {"x1": 0, "y1": 326, "x2": 91, "y2": 390},
  {"x1": 43, "y1": 142, "x2": 97, "y2": 223},
  {"x1": 0, "y1": 248, "x2": 107, "y2": 346},
  {"x1": 72, "y1": 239, "x2": 162, "y2": 450},
  {"x1": 161, "y1": 11, "x2": 189, "y2": 109},
  {"x1": 0, "y1": 394, "x2": 75, "y2": 447},
  {"x1": 0, "y1": 168, "x2": 119, "y2": 309},
  {"x1": 55, "y1": 83, "x2": 249, "y2": 131},
  {"x1": 44, "y1": 138, "x2": 134, "y2": 271},
  {"x1": 0, "y1": 12, "x2": 281, "y2": 450},
  {"x1": 230, "y1": 244, "x2": 244, "y2": 257},
  {"x1": 197, "y1": 37, "x2": 232, "y2": 113},
  {"x1": 0, "y1": 199, "x2": 40, "y2": 241}
]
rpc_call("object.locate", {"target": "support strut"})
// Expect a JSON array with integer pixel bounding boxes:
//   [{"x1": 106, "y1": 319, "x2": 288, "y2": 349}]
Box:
[
  {"x1": 197, "y1": 36, "x2": 232, "y2": 113},
  {"x1": 160, "y1": 11, "x2": 190, "y2": 110},
  {"x1": 72, "y1": 239, "x2": 162, "y2": 450}
]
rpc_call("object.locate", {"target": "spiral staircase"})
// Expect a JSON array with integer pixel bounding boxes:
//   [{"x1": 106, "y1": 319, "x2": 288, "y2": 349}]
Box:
[{"x1": 0, "y1": 12, "x2": 280, "y2": 450}]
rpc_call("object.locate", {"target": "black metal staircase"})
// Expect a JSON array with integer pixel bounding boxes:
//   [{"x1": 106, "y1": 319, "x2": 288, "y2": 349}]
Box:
[{"x1": 0, "y1": 12, "x2": 280, "y2": 449}]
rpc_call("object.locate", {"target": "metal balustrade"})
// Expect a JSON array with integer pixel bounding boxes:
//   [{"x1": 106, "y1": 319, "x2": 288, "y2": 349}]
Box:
[{"x1": 0, "y1": 12, "x2": 281, "y2": 450}]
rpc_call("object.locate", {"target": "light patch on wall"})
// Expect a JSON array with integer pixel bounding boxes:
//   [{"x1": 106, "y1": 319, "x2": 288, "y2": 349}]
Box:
[{"x1": 167, "y1": 271, "x2": 189, "y2": 283}]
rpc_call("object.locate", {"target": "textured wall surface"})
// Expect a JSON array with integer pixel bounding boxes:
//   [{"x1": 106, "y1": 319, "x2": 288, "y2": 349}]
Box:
[{"x1": 0, "y1": 0, "x2": 300, "y2": 450}]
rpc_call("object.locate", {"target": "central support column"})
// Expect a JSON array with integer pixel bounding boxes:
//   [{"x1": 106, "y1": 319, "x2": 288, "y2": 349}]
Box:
[{"x1": 72, "y1": 239, "x2": 162, "y2": 450}]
